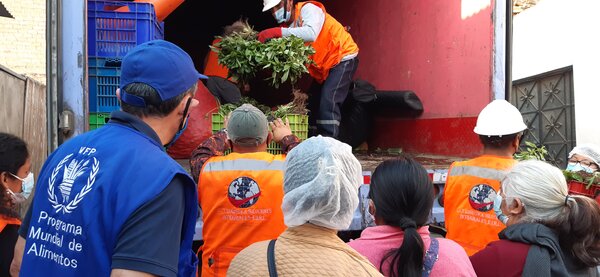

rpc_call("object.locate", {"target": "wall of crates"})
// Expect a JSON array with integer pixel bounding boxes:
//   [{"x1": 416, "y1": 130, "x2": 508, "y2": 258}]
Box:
[{"x1": 88, "y1": 0, "x2": 164, "y2": 130}]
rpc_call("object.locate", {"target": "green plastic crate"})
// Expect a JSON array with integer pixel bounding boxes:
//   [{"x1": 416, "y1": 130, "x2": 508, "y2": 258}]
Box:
[
  {"x1": 212, "y1": 113, "x2": 308, "y2": 155},
  {"x1": 89, "y1": 113, "x2": 111, "y2": 130}
]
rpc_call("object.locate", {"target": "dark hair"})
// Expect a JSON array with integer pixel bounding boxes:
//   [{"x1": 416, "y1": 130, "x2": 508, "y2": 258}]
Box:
[
  {"x1": 547, "y1": 195, "x2": 600, "y2": 268},
  {"x1": 479, "y1": 132, "x2": 521, "y2": 150},
  {"x1": 0, "y1": 133, "x2": 29, "y2": 218},
  {"x1": 120, "y1": 82, "x2": 196, "y2": 118},
  {"x1": 369, "y1": 158, "x2": 434, "y2": 277}
]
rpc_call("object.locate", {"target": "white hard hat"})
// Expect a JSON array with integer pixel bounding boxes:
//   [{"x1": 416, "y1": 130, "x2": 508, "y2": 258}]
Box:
[
  {"x1": 262, "y1": 0, "x2": 282, "y2": 12},
  {"x1": 473, "y1": 99, "x2": 527, "y2": 136}
]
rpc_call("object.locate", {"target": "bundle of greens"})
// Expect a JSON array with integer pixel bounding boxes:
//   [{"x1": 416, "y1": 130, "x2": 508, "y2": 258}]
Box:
[
  {"x1": 514, "y1": 141, "x2": 548, "y2": 161},
  {"x1": 216, "y1": 97, "x2": 271, "y2": 118},
  {"x1": 211, "y1": 25, "x2": 314, "y2": 89},
  {"x1": 212, "y1": 34, "x2": 263, "y2": 85},
  {"x1": 260, "y1": 37, "x2": 315, "y2": 88},
  {"x1": 217, "y1": 94, "x2": 308, "y2": 120}
]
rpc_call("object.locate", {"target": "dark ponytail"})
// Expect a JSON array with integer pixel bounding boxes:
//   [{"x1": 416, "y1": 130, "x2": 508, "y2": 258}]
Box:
[
  {"x1": 369, "y1": 158, "x2": 434, "y2": 277},
  {"x1": 548, "y1": 195, "x2": 600, "y2": 268}
]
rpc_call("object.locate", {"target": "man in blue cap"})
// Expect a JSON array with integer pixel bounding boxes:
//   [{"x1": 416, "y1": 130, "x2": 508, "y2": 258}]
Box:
[{"x1": 11, "y1": 40, "x2": 205, "y2": 277}]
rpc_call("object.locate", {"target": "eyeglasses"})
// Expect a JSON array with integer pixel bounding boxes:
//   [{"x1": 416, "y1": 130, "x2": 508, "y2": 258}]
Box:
[
  {"x1": 567, "y1": 159, "x2": 599, "y2": 169},
  {"x1": 9, "y1": 172, "x2": 26, "y2": 183}
]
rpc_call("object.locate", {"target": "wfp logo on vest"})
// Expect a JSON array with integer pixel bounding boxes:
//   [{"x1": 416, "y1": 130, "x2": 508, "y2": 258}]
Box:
[
  {"x1": 47, "y1": 152, "x2": 100, "y2": 214},
  {"x1": 228, "y1": 177, "x2": 261, "y2": 208},
  {"x1": 468, "y1": 184, "x2": 497, "y2": 212}
]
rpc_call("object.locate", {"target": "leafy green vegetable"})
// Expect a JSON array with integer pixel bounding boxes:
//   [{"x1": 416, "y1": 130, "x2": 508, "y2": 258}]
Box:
[
  {"x1": 212, "y1": 31, "x2": 314, "y2": 89},
  {"x1": 563, "y1": 170, "x2": 600, "y2": 189},
  {"x1": 514, "y1": 141, "x2": 548, "y2": 161},
  {"x1": 260, "y1": 36, "x2": 315, "y2": 88}
]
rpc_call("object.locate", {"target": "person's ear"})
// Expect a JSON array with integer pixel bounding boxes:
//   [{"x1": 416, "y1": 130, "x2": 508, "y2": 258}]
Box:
[
  {"x1": 368, "y1": 199, "x2": 376, "y2": 216},
  {"x1": 512, "y1": 134, "x2": 522, "y2": 153},
  {"x1": 0, "y1": 172, "x2": 9, "y2": 188},
  {"x1": 266, "y1": 132, "x2": 273, "y2": 145},
  {"x1": 116, "y1": 88, "x2": 121, "y2": 100},
  {"x1": 507, "y1": 198, "x2": 525, "y2": 216}
]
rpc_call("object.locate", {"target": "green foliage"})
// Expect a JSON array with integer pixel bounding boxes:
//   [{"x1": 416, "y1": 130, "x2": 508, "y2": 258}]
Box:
[
  {"x1": 212, "y1": 34, "x2": 315, "y2": 88},
  {"x1": 216, "y1": 97, "x2": 271, "y2": 118},
  {"x1": 216, "y1": 97, "x2": 305, "y2": 119},
  {"x1": 563, "y1": 170, "x2": 600, "y2": 189},
  {"x1": 212, "y1": 33, "x2": 263, "y2": 85},
  {"x1": 260, "y1": 36, "x2": 315, "y2": 88},
  {"x1": 514, "y1": 141, "x2": 548, "y2": 161}
]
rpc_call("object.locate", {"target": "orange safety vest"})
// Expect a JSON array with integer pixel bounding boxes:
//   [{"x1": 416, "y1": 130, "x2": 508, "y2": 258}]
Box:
[
  {"x1": 293, "y1": 1, "x2": 359, "y2": 83},
  {"x1": 0, "y1": 215, "x2": 21, "y2": 233},
  {"x1": 198, "y1": 152, "x2": 287, "y2": 276},
  {"x1": 203, "y1": 38, "x2": 230, "y2": 79},
  {"x1": 443, "y1": 155, "x2": 517, "y2": 256}
]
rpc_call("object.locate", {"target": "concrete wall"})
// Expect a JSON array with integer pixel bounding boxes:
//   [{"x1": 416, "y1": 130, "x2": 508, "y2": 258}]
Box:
[
  {"x1": 512, "y1": 0, "x2": 600, "y2": 145},
  {"x1": 326, "y1": 0, "x2": 496, "y2": 156},
  {"x1": 0, "y1": 0, "x2": 46, "y2": 84},
  {"x1": 0, "y1": 64, "x2": 47, "y2": 216}
]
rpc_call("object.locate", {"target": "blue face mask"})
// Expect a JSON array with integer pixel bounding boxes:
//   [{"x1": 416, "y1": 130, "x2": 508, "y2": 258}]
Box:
[
  {"x1": 493, "y1": 193, "x2": 509, "y2": 225},
  {"x1": 165, "y1": 98, "x2": 192, "y2": 149},
  {"x1": 274, "y1": 6, "x2": 291, "y2": 24},
  {"x1": 165, "y1": 115, "x2": 189, "y2": 149},
  {"x1": 566, "y1": 163, "x2": 594, "y2": 174}
]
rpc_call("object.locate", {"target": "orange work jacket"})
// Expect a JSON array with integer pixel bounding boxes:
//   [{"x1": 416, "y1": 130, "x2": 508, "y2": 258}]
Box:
[
  {"x1": 198, "y1": 152, "x2": 287, "y2": 276},
  {"x1": 203, "y1": 38, "x2": 230, "y2": 79},
  {"x1": 293, "y1": 1, "x2": 359, "y2": 83},
  {"x1": 0, "y1": 215, "x2": 21, "y2": 232},
  {"x1": 443, "y1": 155, "x2": 517, "y2": 256}
]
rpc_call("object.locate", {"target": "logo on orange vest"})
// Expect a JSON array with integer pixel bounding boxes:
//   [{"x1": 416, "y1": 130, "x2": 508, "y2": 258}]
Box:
[
  {"x1": 468, "y1": 184, "x2": 497, "y2": 212},
  {"x1": 228, "y1": 177, "x2": 261, "y2": 208}
]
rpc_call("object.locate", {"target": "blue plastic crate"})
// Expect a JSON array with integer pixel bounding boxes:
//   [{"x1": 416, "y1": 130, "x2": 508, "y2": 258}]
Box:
[
  {"x1": 88, "y1": 0, "x2": 164, "y2": 58},
  {"x1": 89, "y1": 57, "x2": 121, "y2": 112}
]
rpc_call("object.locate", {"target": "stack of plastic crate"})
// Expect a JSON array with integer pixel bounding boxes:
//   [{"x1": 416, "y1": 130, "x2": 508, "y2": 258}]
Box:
[{"x1": 87, "y1": 0, "x2": 164, "y2": 130}]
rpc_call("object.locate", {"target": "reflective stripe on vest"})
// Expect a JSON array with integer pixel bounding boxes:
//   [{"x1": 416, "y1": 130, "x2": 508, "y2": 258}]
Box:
[
  {"x1": 448, "y1": 165, "x2": 507, "y2": 181},
  {"x1": 294, "y1": 1, "x2": 359, "y2": 83},
  {"x1": 204, "y1": 159, "x2": 285, "y2": 172},
  {"x1": 443, "y1": 156, "x2": 516, "y2": 256}
]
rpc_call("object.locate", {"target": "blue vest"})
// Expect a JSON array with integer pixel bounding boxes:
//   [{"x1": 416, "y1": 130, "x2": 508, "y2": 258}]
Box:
[{"x1": 21, "y1": 123, "x2": 198, "y2": 276}]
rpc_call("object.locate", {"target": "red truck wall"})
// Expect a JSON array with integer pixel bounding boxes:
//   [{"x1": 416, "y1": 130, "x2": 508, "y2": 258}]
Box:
[{"x1": 327, "y1": 0, "x2": 495, "y2": 157}]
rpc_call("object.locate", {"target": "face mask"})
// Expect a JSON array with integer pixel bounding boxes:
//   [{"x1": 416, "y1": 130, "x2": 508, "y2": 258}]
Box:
[
  {"x1": 566, "y1": 163, "x2": 594, "y2": 174},
  {"x1": 493, "y1": 193, "x2": 509, "y2": 225},
  {"x1": 9, "y1": 172, "x2": 34, "y2": 200},
  {"x1": 165, "y1": 115, "x2": 190, "y2": 149},
  {"x1": 274, "y1": 6, "x2": 291, "y2": 24},
  {"x1": 165, "y1": 98, "x2": 192, "y2": 149}
]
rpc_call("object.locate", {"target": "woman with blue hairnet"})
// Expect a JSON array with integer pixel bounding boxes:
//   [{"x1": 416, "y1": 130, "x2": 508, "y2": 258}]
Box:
[{"x1": 228, "y1": 136, "x2": 382, "y2": 276}]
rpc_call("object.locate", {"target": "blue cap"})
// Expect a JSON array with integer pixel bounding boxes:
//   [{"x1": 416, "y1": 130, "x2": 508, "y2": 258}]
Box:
[{"x1": 119, "y1": 40, "x2": 208, "y2": 107}]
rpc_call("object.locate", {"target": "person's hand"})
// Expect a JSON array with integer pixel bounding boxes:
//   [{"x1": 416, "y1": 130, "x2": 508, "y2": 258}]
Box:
[
  {"x1": 258, "y1": 28, "x2": 282, "y2": 43},
  {"x1": 270, "y1": 118, "x2": 292, "y2": 143}
]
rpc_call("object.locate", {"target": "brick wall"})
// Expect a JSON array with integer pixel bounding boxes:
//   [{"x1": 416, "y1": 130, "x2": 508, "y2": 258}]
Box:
[{"x1": 0, "y1": 0, "x2": 46, "y2": 84}]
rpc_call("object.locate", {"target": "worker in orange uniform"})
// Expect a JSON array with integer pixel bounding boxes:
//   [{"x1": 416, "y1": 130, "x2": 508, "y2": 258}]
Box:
[
  {"x1": 189, "y1": 104, "x2": 301, "y2": 276},
  {"x1": 443, "y1": 99, "x2": 527, "y2": 256},
  {"x1": 258, "y1": 0, "x2": 359, "y2": 139}
]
